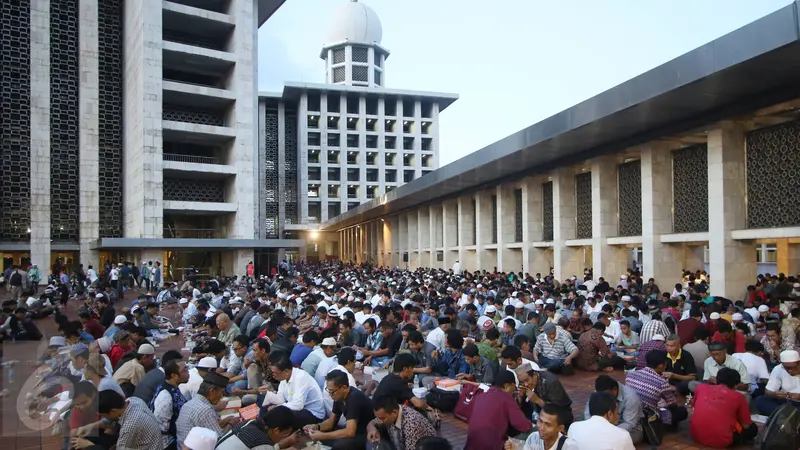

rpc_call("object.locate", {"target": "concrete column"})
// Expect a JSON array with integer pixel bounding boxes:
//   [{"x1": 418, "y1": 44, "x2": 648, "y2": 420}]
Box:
[
  {"x1": 408, "y1": 212, "x2": 419, "y2": 268},
  {"x1": 457, "y1": 197, "x2": 467, "y2": 263},
  {"x1": 31, "y1": 0, "x2": 51, "y2": 283},
  {"x1": 227, "y1": 0, "x2": 257, "y2": 240},
  {"x1": 475, "y1": 191, "x2": 492, "y2": 271},
  {"x1": 428, "y1": 206, "x2": 438, "y2": 269},
  {"x1": 641, "y1": 145, "x2": 684, "y2": 283},
  {"x1": 419, "y1": 208, "x2": 431, "y2": 267},
  {"x1": 443, "y1": 202, "x2": 457, "y2": 269},
  {"x1": 707, "y1": 122, "x2": 756, "y2": 298},
  {"x1": 78, "y1": 0, "x2": 100, "y2": 267},
  {"x1": 552, "y1": 169, "x2": 581, "y2": 281},
  {"x1": 123, "y1": 0, "x2": 163, "y2": 239},
  {"x1": 591, "y1": 156, "x2": 628, "y2": 280}
]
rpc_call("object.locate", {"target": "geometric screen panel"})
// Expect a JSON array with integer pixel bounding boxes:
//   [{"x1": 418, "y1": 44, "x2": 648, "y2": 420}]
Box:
[
  {"x1": 264, "y1": 108, "x2": 279, "y2": 238},
  {"x1": 542, "y1": 181, "x2": 553, "y2": 241},
  {"x1": 284, "y1": 111, "x2": 298, "y2": 225},
  {"x1": 672, "y1": 144, "x2": 708, "y2": 233},
  {"x1": 50, "y1": 0, "x2": 80, "y2": 243},
  {"x1": 0, "y1": 0, "x2": 31, "y2": 242},
  {"x1": 575, "y1": 172, "x2": 592, "y2": 239},
  {"x1": 98, "y1": 0, "x2": 124, "y2": 238},
  {"x1": 746, "y1": 121, "x2": 800, "y2": 228},
  {"x1": 163, "y1": 179, "x2": 225, "y2": 203},
  {"x1": 618, "y1": 160, "x2": 642, "y2": 237}
]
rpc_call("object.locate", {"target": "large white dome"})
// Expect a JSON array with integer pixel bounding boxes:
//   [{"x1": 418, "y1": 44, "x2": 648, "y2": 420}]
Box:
[{"x1": 326, "y1": 0, "x2": 383, "y2": 45}]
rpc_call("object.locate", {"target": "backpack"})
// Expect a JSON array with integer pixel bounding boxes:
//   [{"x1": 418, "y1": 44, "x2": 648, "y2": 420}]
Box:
[
  {"x1": 758, "y1": 403, "x2": 800, "y2": 450},
  {"x1": 640, "y1": 406, "x2": 664, "y2": 446},
  {"x1": 9, "y1": 272, "x2": 21, "y2": 286},
  {"x1": 663, "y1": 314, "x2": 677, "y2": 334}
]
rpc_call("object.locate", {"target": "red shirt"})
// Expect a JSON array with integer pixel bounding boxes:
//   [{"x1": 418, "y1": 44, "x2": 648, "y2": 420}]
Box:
[
  {"x1": 712, "y1": 330, "x2": 746, "y2": 354},
  {"x1": 676, "y1": 319, "x2": 704, "y2": 346},
  {"x1": 84, "y1": 319, "x2": 106, "y2": 340},
  {"x1": 464, "y1": 387, "x2": 532, "y2": 450},
  {"x1": 690, "y1": 383, "x2": 752, "y2": 448},
  {"x1": 109, "y1": 344, "x2": 132, "y2": 369}
]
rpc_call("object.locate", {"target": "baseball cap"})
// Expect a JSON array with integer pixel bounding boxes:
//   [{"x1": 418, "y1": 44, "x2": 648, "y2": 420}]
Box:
[
  {"x1": 197, "y1": 356, "x2": 218, "y2": 369},
  {"x1": 321, "y1": 337, "x2": 337, "y2": 347},
  {"x1": 137, "y1": 343, "x2": 156, "y2": 355},
  {"x1": 114, "y1": 315, "x2": 127, "y2": 325},
  {"x1": 543, "y1": 323, "x2": 556, "y2": 334}
]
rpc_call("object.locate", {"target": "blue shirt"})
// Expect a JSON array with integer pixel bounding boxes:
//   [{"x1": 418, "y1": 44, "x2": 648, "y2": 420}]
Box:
[
  {"x1": 434, "y1": 349, "x2": 469, "y2": 378},
  {"x1": 289, "y1": 343, "x2": 314, "y2": 367}
]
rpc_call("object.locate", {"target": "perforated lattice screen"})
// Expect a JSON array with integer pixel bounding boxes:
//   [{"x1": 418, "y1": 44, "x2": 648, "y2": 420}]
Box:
[
  {"x1": 264, "y1": 108, "x2": 279, "y2": 238},
  {"x1": 98, "y1": 0, "x2": 124, "y2": 238},
  {"x1": 352, "y1": 46, "x2": 368, "y2": 63},
  {"x1": 333, "y1": 67, "x2": 345, "y2": 83},
  {"x1": 352, "y1": 65, "x2": 368, "y2": 82},
  {"x1": 333, "y1": 48, "x2": 345, "y2": 64},
  {"x1": 542, "y1": 182, "x2": 554, "y2": 241},
  {"x1": 672, "y1": 145, "x2": 708, "y2": 233},
  {"x1": 746, "y1": 121, "x2": 800, "y2": 228},
  {"x1": 163, "y1": 179, "x2": 225, "y2": 203},
  {"x1": 618, "y1": 160, "x2": 642, "y2": 236},
  {"x1": 163, "y1": 105, "x2": 225, "y2": 127},
  {"x1": 514, "y1": 189, "x2": 523, "y2": 242},
  {"x1": 0, "y1": 0, "x2": 31, "y2": 241},
  {"x1": 50, "y1": 0, "x2": 80, "y2": 243},
  {"x1": 285, "y1": 112, "x2": 298, "y2": 224},
  {"x1": 575, "y1": 172, "x2": 592, "y2": 239}
]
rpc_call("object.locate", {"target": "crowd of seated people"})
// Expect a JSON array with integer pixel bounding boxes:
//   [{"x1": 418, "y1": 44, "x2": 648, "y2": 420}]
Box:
[{"x1": 6, "y1": 261, "x2": 800, "y2": 450}]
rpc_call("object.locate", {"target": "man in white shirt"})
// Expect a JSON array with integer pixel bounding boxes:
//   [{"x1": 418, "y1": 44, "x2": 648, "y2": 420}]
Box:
[
  {"x1": 262, "y1": 353, "x2": 327, "y2": 429},
  {"x1": 425, "y1": 317, "x2": 450, "y2": 352},
  {"x1": 569, "y1": 391, "x2": 635, "y2": 450},
  {"x1": 179, "y1": 357, "x2": 217, "y2": 401},
  {"x1": 754, "y1": 349, "x2": 800, "y2": 415},
  {"x1": 732, "y1": 341, "x2": 770, "y2": 394},
  {"x1": 313, "y1": 338, "x2": 339, "y2": 388}
]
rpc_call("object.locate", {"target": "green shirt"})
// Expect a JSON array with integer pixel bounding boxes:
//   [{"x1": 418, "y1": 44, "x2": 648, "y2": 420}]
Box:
[{"x1": 476, "y1": 340, "x2": 498, "y2": 363}]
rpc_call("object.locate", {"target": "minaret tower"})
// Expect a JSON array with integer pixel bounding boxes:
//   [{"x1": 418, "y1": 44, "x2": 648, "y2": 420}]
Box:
[{"x1": 321, "y1": 0, "x2": 389, "y2": 87}]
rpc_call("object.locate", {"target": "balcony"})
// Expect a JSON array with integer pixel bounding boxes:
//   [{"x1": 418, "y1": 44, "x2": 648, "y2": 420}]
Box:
[{"x1": 163, "y1": 153, "x2": 221, "y2": 165}]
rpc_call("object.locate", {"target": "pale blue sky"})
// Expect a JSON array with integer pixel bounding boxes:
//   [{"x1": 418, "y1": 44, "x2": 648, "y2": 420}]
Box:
[{"x1": 258, "y1": 0, "x2": 792, "y2": 166}]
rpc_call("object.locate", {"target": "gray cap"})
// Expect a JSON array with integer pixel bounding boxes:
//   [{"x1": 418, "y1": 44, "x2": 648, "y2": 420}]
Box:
[{"x1": 543, "y1": 322, "x2": 557, "y2": 333}]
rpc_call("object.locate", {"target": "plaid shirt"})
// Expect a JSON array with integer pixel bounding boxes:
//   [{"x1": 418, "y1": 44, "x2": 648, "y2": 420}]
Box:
[
  {"x1": 117, "y1": 397, "x2": 162, "y2": 450},
  {"x1": 635, "y1": 340, "x2": 667, "y2": 369},
  {"x1": 534, "y1": 331, "x2": 577, "y2": 360},
  {"x1": 639, "y1": 319, "x2": 669, "y2": 343},
  {"x1": 176, "y1": 395, "x2": 222, "y2": 447},
  {"x1": 626, "y1": 367, "x2": 677, "y2": 424}
]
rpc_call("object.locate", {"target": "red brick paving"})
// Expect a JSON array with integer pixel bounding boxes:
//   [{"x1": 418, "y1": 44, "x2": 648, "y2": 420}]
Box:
[{"x1": 0, "y1": 291, "x2": 759, "y2": 449}]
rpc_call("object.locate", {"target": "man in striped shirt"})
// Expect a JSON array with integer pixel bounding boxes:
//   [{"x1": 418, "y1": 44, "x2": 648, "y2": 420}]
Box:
[
  {"x1": 626, "y1": 350, "x2": 688, "y2": 429},
  {"x1": 533, "y1": 322, "x2": 579, "y2": 375},
  {"x1": 640, "y1": 313, "x2": 670, "y2": 343}
]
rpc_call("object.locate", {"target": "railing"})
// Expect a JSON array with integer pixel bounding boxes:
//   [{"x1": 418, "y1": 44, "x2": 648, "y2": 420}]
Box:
[
  {"x1": 163, "y1": 228, "x2": 224, "y2": 239},
  {"x1": 163, "y1": 153, "x2": 221, "y2": 165}
]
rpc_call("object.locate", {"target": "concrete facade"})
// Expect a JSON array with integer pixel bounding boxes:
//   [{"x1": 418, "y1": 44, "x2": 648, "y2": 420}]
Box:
[
  {"x1": 327, "y1": 3, "x2": 800, "y2": 298},
  {"x1": 0, "y1": 0, "x2": 286, "y2": 283}
]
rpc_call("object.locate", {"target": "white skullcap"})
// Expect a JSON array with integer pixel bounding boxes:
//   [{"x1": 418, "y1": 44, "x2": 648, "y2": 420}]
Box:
[
  {"x1": 114, "y1": 315, "x2": 127, "y2": 325},
  {"x1": 709, "y1": 312, "x2": 721, "y2": 320},
  {"x1": 513, "y1": 300, "x2": 524, "y2": 309},
  {"x1": 780, "y1": 350, "x2": 800, "y2": 363},
  {"x1": 758, "y1": 305, "x2": 769, "y2": 312},
  {"x1": 197, "y1": 356, "x2": 218, "y2": 369},
  {"x1": 731, "y1": 313, "x2": 743, "y2": 321},
  {"x1": 621, "y1": 295, "x2": 632, "y2": 302},
  {"x1": 535, "y1": 299, "x2": 544, "y2": 305},
  {"x1": 652, "y1": 334, "x2": 665, "y2": 341},
  {"x1": 485, "y1": 305, "x2": 497, "y2": 314},
  {"x1": 545, "y1": 299, "x2": 555, "y2": 304}
]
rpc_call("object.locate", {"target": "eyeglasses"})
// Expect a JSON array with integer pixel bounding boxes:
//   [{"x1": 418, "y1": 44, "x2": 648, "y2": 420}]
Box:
[{"x1": 326, "y1": 386, "x2": 342, "y2": 395}]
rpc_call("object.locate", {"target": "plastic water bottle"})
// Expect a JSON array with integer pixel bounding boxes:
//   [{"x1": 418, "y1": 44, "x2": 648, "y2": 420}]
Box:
[{"x1": 8, "y1": 364, "x2": 14, "y2": 384}]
